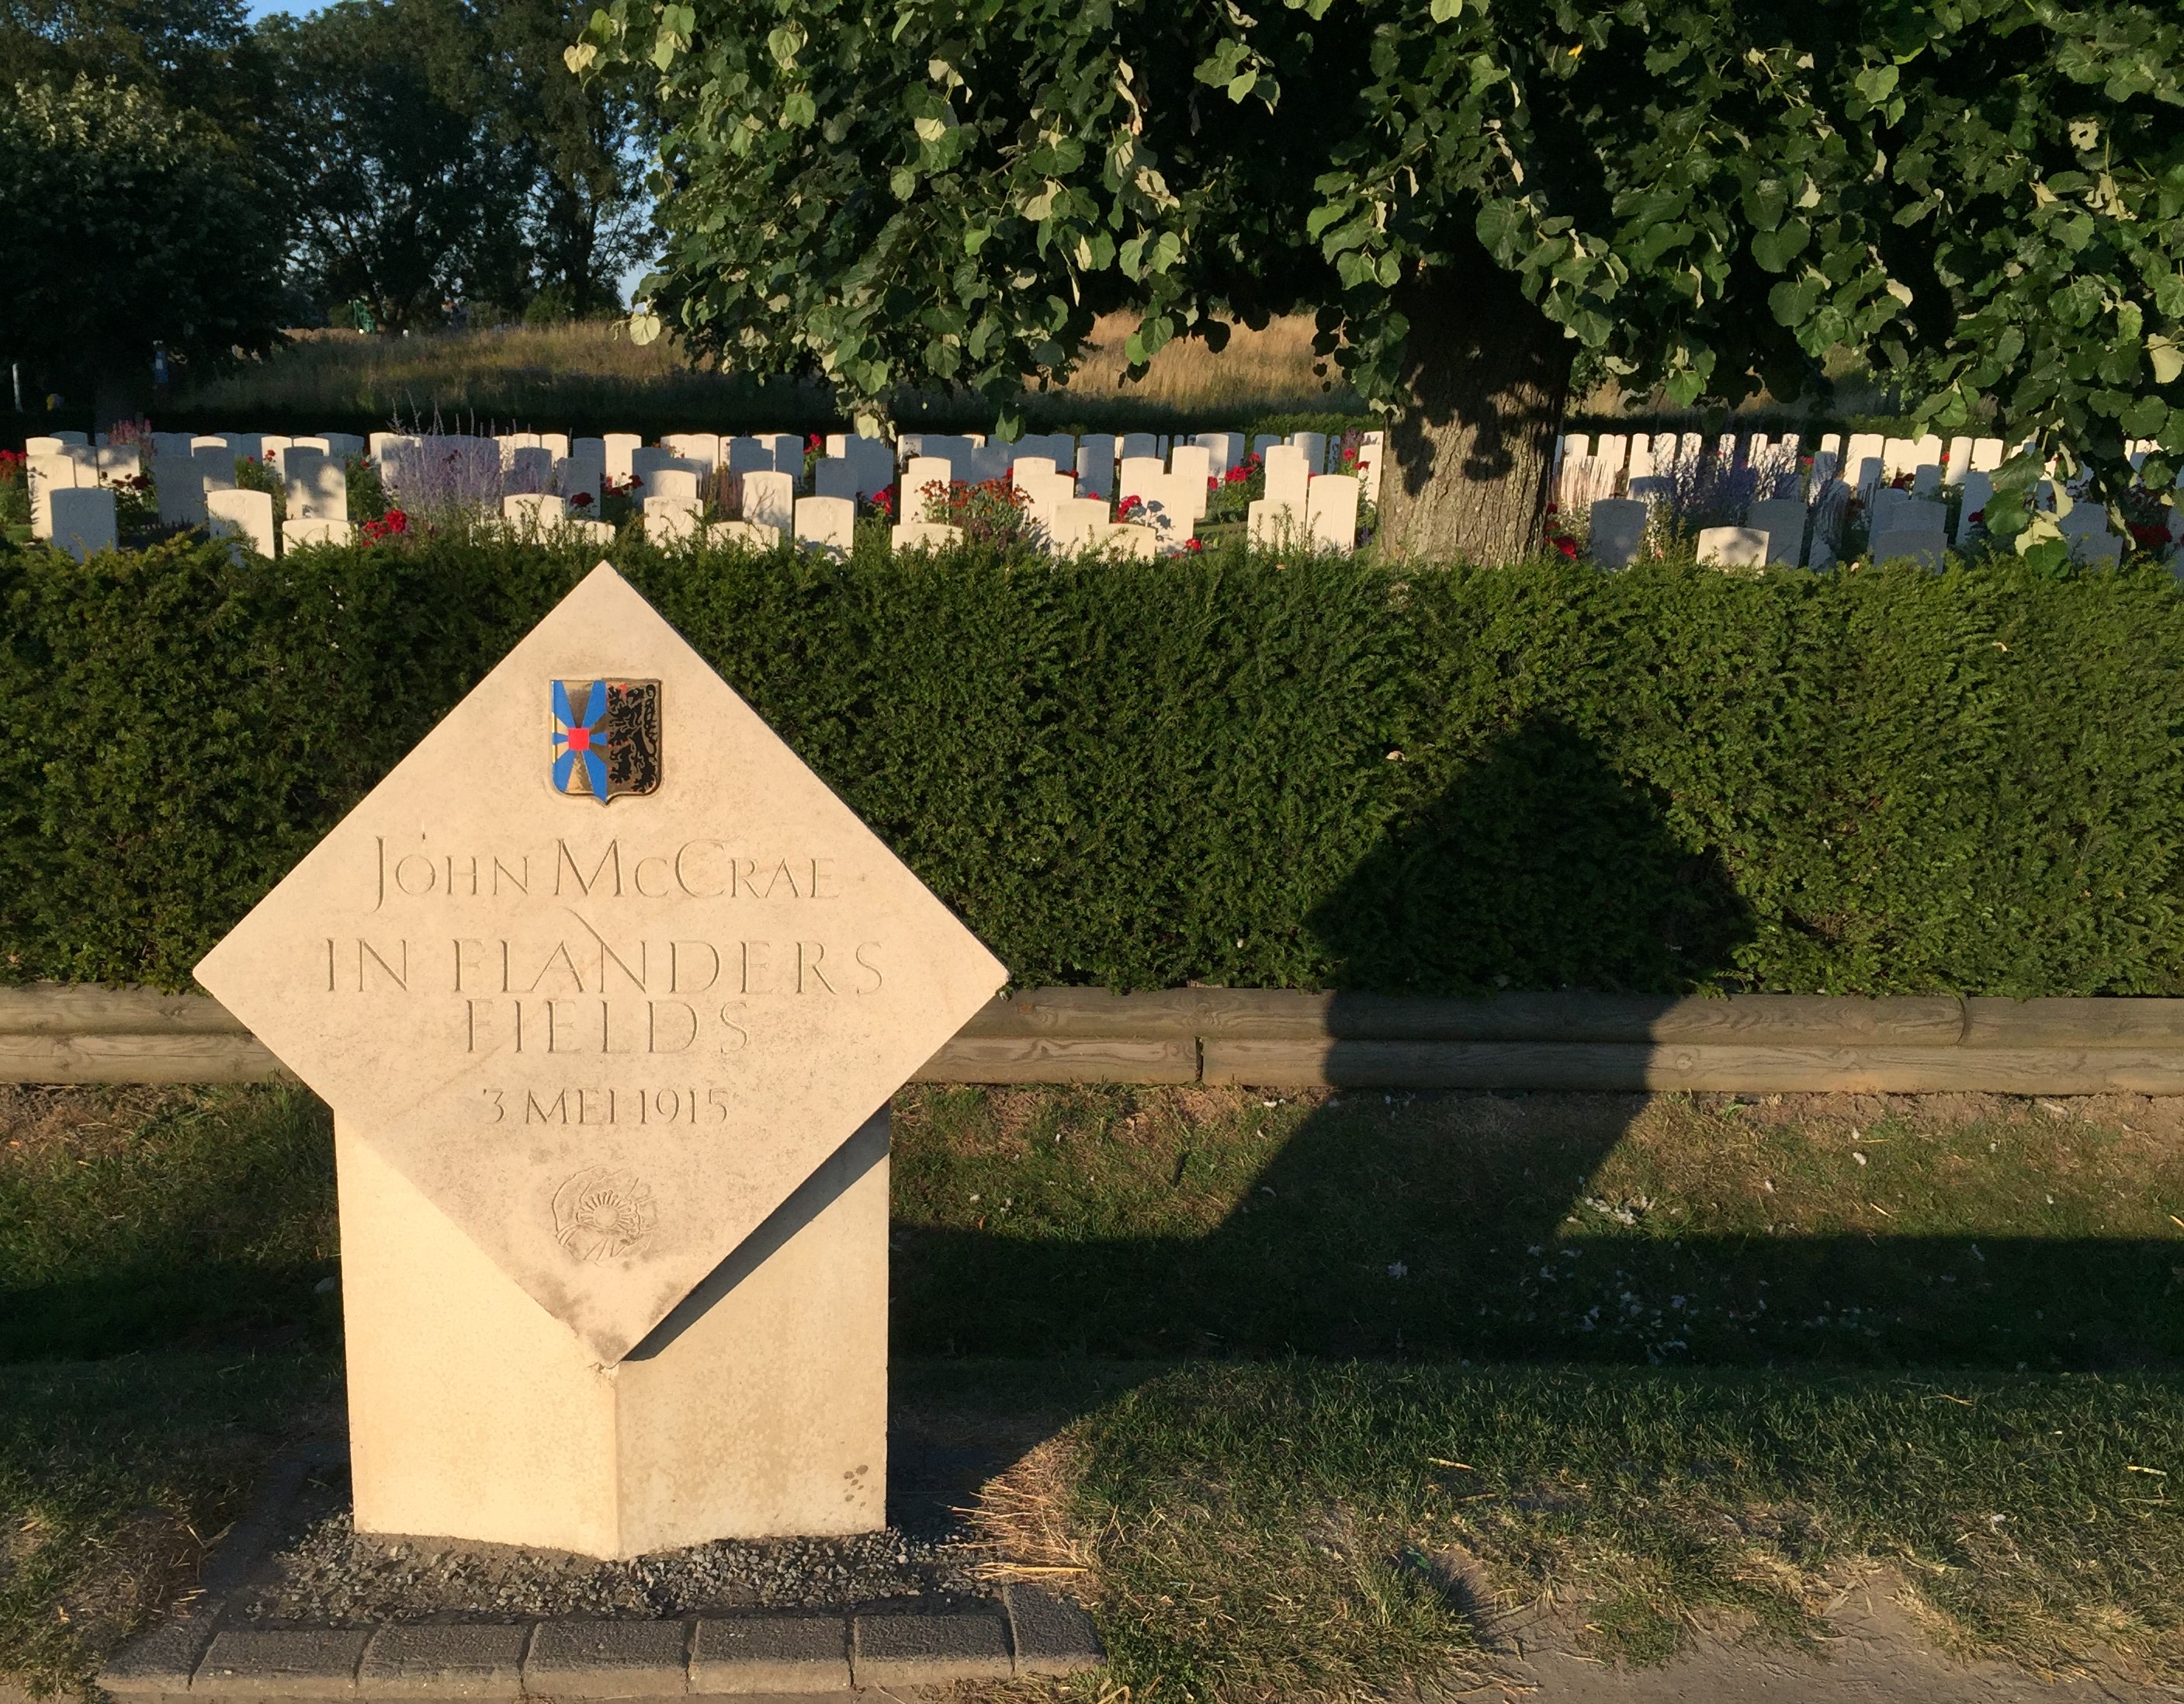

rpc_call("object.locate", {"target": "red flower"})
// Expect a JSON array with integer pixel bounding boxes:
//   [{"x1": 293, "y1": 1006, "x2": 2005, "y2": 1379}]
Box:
[
  {"x1": 1551, "y1": 534, "x2": 1578, "y2": 559},
  {"x1": 806, "y1": 433, "x2": 823, "y2": 451},
  {"x1": 2130, "y1": 522, "x2": 2170, "y2": 550},
  {"x1": 1117, "y1": 494, "x2": 1144, "y2": 519},
  {"x1": 569, "y1": 491, "x2": 595, "y2": 509},
  {"x1": 1183, "y1": 536, "x2": 1205, "y2": 553}
]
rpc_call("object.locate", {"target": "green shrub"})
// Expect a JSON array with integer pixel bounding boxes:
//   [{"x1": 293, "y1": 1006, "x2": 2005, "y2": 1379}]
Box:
[{"x1": 2, "y1": 531, "x2": 2181, "y2": 997}]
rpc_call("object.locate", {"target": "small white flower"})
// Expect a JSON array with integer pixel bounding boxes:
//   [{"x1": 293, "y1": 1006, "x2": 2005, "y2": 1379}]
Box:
[
  {"x1": 1853, "y1": 1151, "x2": 1867, "y2": 1166},
  {"x1": 1388, "y1": 1262, "x2": 1408, "y2": 1279}
]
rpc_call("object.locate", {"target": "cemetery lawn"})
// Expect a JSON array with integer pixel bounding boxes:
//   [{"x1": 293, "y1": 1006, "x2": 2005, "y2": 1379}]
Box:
[{"x1": 8, "y1": 1082, "x2": 2184, "y2": 1695}]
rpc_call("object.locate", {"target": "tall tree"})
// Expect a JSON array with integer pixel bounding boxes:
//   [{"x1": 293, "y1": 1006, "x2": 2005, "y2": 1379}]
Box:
[
  {"x1": 263, "y1": 0, "x2": 647, "y2": 328},
  {"x1": 261, "y1": 0, "x2": 536, "y2": 328},
  {"x1": 0, "y1": 75, "x2": 284, "y2": 415},
  {"x1": 476, "y1": 0, "x2": 650, "y2": 316},
  {"x1": 574, "y1": 0, "x2": 2184, "y2": 560}
]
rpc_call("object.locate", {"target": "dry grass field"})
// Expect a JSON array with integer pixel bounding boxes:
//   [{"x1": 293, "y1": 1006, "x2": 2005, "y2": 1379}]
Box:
[{"x1": 167, "y1": 314, "x2": 1363, "y2": 435}]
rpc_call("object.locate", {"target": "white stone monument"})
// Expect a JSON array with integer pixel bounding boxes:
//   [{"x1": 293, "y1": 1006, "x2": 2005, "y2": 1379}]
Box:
[{"x1": 195, "y1": 564, "x2": 1007, "y2": 1558}]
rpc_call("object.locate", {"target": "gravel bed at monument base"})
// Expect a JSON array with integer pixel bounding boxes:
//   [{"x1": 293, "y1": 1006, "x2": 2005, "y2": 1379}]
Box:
[{"x1": 232, "y1": 1470, "x2": 994, "y2": 1627}]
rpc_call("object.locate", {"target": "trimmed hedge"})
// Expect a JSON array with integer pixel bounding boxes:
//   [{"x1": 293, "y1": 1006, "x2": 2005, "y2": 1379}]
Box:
[{"x1": 3, "y1": 533, "x2": 2182, "y2": 997}]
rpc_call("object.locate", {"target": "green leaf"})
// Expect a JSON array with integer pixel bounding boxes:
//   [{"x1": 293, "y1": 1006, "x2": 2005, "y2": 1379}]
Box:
[
  {"x1": 1429, "y1": 0, "x2": 1461, "y2": 19},
  {"x1": 1750, "y1": 220, "x2": 1811, "y2": 273},
  {"x1": 2151, "y1": 335, "x2": 2184, "y2": 386},
  {"x1": 1854, "y1": 64, "x2": 1898, "y2": 103}
]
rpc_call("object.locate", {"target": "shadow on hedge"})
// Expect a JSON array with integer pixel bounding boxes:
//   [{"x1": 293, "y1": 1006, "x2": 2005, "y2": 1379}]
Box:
[{"x1": 1308, "y1": 715, "x2": 1752, "y2": 994}]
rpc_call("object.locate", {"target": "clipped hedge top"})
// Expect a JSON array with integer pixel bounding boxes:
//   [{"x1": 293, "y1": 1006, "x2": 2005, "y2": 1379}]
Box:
[{"x1": 2, "y1": 533, "x2": 2180, "y2": 998}]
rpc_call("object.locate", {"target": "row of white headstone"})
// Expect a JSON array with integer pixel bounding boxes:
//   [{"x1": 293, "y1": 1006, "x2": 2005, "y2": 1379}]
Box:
[
  {"x1": 1562, "y1": 427, "x2": 2183, "y2": 570},
  {"x1": 22, "y1": 423, "x2": 1384, "y2": 559}
]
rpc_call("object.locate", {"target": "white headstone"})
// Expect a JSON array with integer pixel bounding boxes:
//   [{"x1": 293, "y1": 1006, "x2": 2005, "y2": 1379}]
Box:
[
  {"x1": 648, "y1": 470, "x2": 704, "y2": 512},
  {"x1": 286, "y1": 449, "x2": 348, "y2": 522},
  {"x1": 1169, "y1": 444, "x2": 1213, "y2": 519},
  {"x1": 508, "y1": 446, "x2": 556, "y2": 494},
  {"x1": 901, "y1": 457, "x2": 954, "y2": 522},
  {"x1": 504, "y1": 493, "x2": 568, "y2": 533},
  {"x1": 560, "y1": 454, "x2": 605, "y2": 512},
  {"x1": 1288, "y1": 432, "x2": 1328, "y2": 475},
  {"x1": 193, "y1": 446, "x2": 238, "y2": 492},
  {"x1": 1260, "y1": 444, "x2": 1309, "y2": 533},
  {"x1": 26, "y1": 453, "x2": 81, "y2": 536},
  {"x1": 1305, "y1": 474, "x2": 1361, "y2": 555},
  {"x1": 794, "y1": 495, "x2": 855, "y2": 558},
  {"x1": 1193, "y1": 432, "x2": 1245, "y2": 476},
  {"x1": 206, "y1": 488, "x2": 277, "y2": 558},
  {"x1": 1696, "y1": 526, "x2": 1768, "y2": 567},
  {"x1": 602, "y1": 434, "x2": 643, "y2": 480},
  {"x1": 97, "y1": 444, "x2": 141, "y2": 482},
  {"x1": 1118, "y1": 432, "x2": 1158, "y2": 463},
  {"x1": 153, "y1": 455, "x2": 210, "y2": 526},
  {"x1": 742, "y1": 470, "x2": 796, "y2": 532},
  {"x1": 890, "y1": 522, "x2": 962, "y2": 553},
  {"x1": 1589, "y1": 498, "x2": 1648, "y2": 569},
  {"x1": 813, "y1": 457, "x2": 858, "y2": 501},
  {"x1": 283, "y1": 517, "x2": 357, "y2": 550},
  {"x1": 1075, "y1": 436, "x2": 1117, "y2": 500},
  {"x1": 1954, "y1": 473, "x2": 1995, "y2": 544},
  {"x1": 49, "y1": 487, "x2": 117, "y2": 560},
  {"x1": 1745, "y1": 498, "x2": 1808, "y2": 567},
  {"x1": 663, "y1": 433, "x2": 720, "y2": 467}
]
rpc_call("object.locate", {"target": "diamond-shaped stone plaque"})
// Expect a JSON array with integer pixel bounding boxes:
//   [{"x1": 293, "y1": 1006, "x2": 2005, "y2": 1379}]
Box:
[{"x1": 196, "y1": 564, "x2": 1007, "y2": 1362}]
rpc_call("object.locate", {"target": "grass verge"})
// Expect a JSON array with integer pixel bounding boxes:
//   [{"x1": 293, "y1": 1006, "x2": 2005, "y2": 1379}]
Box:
[
  {"x1": 7, "y1": 1081, "x2": 2184, "y2": 1693},
  {"x1": 0, "y1": 1353, "x2": 335, "y2": 1698}
]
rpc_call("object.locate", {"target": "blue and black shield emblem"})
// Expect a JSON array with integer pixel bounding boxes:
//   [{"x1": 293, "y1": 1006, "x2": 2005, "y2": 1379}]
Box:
[{"x1": 551, "y1": 678, "x2": 662, "y2": 803}]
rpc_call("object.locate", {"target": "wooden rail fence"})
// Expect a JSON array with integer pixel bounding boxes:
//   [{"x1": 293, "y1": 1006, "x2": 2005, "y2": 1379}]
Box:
[{"x1": 6, "y1": 984, "x2": 2184, "y2": 1093}]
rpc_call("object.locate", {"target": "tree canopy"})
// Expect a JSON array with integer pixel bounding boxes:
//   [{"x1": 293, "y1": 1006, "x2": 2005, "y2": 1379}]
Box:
[
  {"x1": 264, "y1": 0, "x2": 649, "y2": 329},
  {"x1": 578, "y1": 0, "x2": 2184, "y2": 558},
  {"x1": 0, "y1": 75, "x2": 285, "y2": 406}
]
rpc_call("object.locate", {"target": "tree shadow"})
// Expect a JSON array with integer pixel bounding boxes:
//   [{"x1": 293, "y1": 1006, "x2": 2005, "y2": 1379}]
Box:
[
  {"x1": 1305, "y1": 715, "x2": 1753, "y2": 994},
  {"x1": 893, "y1": 719, "x2": 2179, "y2": 1376}
]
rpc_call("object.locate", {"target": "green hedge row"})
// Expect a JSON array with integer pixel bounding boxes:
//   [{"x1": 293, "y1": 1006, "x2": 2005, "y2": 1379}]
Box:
[{"x1": 3, "y1": 533, "x2": 2182, "y2": 996}]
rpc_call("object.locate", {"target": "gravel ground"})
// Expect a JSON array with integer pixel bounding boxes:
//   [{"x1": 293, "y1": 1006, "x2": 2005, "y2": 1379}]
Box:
[{"x1": 232, "y1": 1462, "x2": 996, "y2": 1626}]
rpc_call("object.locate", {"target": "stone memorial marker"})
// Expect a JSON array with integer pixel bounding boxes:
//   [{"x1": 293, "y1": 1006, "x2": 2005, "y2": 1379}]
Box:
[
  {"x1": 195, "y1": 564, "x2": 1007, "y2": 1556},
  {"x1": 603, "y1": 433, "x2": 642, "y2": 480},
  {"x1": 505, "y1": 493, "x2": 567, "y2": 532},
  {"x1": 192, "y1": 446, "x2": 239, "y2": 492},
  {"x1": 643, "y1": 497, "x2": 702, "y2": 545},
  {"x1": 813, "y1": 456, "x2": 858, "y2": 501}
]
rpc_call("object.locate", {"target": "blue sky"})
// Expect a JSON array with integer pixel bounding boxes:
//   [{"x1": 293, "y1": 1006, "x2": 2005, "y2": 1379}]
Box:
[{"x1": 245, "y1": 0, "x2": 330, "y2": 18}]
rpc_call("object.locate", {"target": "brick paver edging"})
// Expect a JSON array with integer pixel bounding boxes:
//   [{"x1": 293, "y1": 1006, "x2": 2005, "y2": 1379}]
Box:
[{"x1": 100, "y1": 1585, "x2": 1102, "y2": 1699}]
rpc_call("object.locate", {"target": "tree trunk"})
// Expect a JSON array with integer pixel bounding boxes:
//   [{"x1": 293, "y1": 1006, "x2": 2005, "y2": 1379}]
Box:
[{"x1": 1374, "y1": 255, "x2": 1574, "y2": 564}]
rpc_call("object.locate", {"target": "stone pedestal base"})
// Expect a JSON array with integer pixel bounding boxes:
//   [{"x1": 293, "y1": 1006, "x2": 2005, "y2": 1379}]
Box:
[{"x1": 334, "y1": 1109, "x2": 890, "y2": 1558}]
